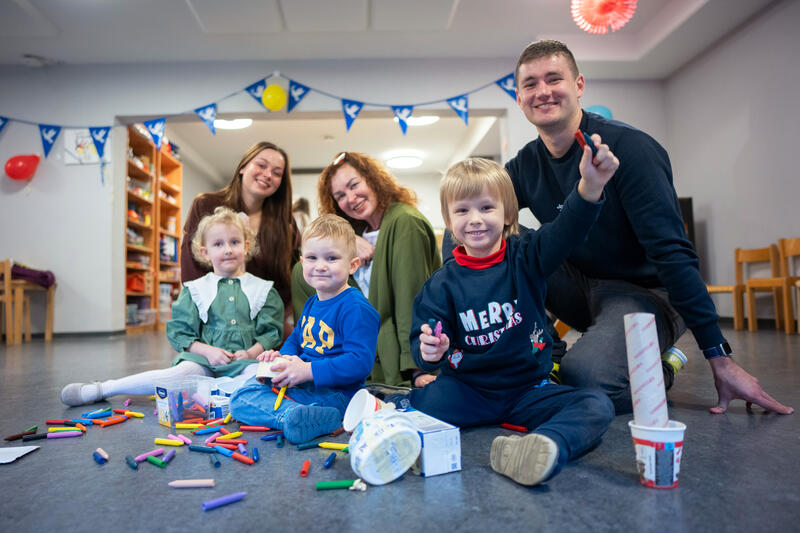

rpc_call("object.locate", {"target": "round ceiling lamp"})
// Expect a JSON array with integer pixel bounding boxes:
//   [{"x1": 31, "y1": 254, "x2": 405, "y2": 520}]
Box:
[{"x1": 571, "y1": 0, "x2": 638, "y2": 34}]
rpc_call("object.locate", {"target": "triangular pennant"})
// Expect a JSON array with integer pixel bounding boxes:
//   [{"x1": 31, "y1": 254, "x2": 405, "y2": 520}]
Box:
[
  {"x1": 495, "y1": 73, "x2": 517, "y2": 100},
  {"x1": 392, "y1": 106, "x2": 413, "y2": 135},
  {"x1": 287, "y1": 80, "x2": 310, "y2": 113},
  {"x1": 38, "y1": 124, "x2": 61, "y2": 158},
  {"x1": 341, "y1": 99, "x2": 364, "y2": 131},
  {"x1": 89, "y1": 127, "x2": 111, "y2": 159},
  {"x1": 143, "y1": 118, "x2": 166, "y2": 150},
  {"x1": 194, "y1": 103, "x2": 217, "y2": 135},
  {"x1": 447, "y1": 95, "x2": 469, "y2": 125},
  {"x1": 245, "y1": 79, "x2": 267, "y2": 107},
  {"x1": 0, "y1": 116, "x2": 8, "y2": 134}
]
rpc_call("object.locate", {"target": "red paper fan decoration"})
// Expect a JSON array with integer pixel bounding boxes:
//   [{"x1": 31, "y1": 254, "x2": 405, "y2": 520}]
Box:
[{"x1": 571, "y1": 0, "x2": 638, "y2": 34}]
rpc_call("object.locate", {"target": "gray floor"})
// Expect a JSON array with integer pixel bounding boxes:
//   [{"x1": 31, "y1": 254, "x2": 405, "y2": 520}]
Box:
[{"x1": 1, "y1": 325, "x2": 798, "y2": 533}]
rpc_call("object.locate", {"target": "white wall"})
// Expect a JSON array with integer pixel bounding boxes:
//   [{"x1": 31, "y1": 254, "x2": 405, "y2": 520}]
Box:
[
  {"x1": 665, "y1": 0, "x2": 800, "y2": 318},
  {"x1": 0, "y1": 56, "x2": 668, "y2": 333}
]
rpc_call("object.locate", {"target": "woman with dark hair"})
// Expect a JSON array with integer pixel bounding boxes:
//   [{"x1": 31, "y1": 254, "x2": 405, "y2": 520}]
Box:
[
  {"x1": 181, "y1": 142, "x2": 299, "y2": 314},
  {"x1": 292, "y1": 152, "x2": 441, "y2": 387}
]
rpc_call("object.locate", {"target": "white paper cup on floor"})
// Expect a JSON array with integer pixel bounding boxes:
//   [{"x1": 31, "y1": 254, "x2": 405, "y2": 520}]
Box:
[
  {"x1": 349, "y1": 409, "x2": 421, "y2": 486},
  {"x1": 343, "y1": 389, "x2": 388, "y2": 432},
  {"x1": 624, "y1": 313, "x2": 668, "y2": 427},
  {"x1": 628, "y1": 420, "x2": 686, "y2": 489}
]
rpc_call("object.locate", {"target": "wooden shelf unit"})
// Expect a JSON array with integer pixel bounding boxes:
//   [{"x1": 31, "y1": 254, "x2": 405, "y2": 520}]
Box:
[{"x1": 125, "y1": 124, "x2": 182, "y2": 333}]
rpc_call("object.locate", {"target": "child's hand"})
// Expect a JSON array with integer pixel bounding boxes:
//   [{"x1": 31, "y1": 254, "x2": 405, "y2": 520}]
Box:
[
  {"x1": 232, "y1": 350, "x2": 252, "y2": 361},
  {"x1": 270, "y1": 355, "x2": 312, "y2": 388},
  {"x1": 419, "y1": 323, "x2": 450, "y2": 363},
  {"x1": 204, "y1": 347, "x2": 234, "y2": 366},
  {"x1": 256, "y1": 349, "x2": 282, "y2": 362},
  {"x1": 577, "y1": 133, "x2": 619, "y2": 202}
]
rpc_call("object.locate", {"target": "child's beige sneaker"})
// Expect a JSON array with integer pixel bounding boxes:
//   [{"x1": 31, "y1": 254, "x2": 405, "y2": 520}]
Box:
[{"x1": 490, "y1": 433, "x2": 558, "y2": 486}]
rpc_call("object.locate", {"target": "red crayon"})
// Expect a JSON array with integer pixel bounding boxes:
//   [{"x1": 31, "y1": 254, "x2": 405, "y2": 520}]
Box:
[
  {"x1": 213, "y1": 438, "x2": 248, "y2": 445},
  {"x1": 300, "y1": 459, "x2": 310, "y2": 477},
  {"x1": 238, "y1": 426, "x2": 271, "y2": 431},
  {"x1": 218, "y1": 427, "x2": 231, "y2": 435},
  {"x1": 232, "y1": 452, "x2": 254, "y2": 465},
  {"x1": 45, "y1": 419, "x2": 71, "y2": 425},
  {"x1": 112, "y1": 409, "x2": 127, "y2": 414},
  {"x1": 500, "y1": 423, "x2": 529, "y2": 433},
  {"x1": 329, "y1": 427, "x2": 345, "y2": 437},
  {"x1": 213, "y1": 442, "x2": 238, "y2": 451},
  {"x1": 98, "y1": 416, "x2": 128, "y2": 427},
  {"x1": 271, "y1": 387, "x2": 295, "y2": 402}
]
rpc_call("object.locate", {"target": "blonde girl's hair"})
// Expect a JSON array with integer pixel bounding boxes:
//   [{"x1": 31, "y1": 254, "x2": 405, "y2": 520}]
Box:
[
  {"x1": 440, "y1": 158, "x2": 519, "y2": 241},
  {"x1": 301, "y1": 213, "x2": 358, "y2": 259},
  {"x1": 190, "y1": 206, "x2": 259, "y2": 268}
]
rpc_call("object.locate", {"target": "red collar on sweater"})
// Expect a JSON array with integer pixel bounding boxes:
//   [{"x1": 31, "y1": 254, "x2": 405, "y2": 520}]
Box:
[{"x1": 452, "y1": 239, "x2": 507, "y2": 270}]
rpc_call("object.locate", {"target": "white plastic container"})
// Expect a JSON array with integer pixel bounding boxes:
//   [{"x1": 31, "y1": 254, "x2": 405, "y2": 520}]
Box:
[{"x1": 349, "y1": 409, "x2": 421, "y2": 485}]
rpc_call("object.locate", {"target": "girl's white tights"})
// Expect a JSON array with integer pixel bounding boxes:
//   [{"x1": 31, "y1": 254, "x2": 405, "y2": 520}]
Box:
[{"x1": 79, "y1": 361, "x2": 212, "y2": 403}]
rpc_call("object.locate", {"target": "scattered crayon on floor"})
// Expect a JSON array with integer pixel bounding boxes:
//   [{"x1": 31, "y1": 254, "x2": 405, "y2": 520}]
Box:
[
  {"x1": 323, "y1": 452, "x2": 337, "y2": 469},
  {"x1": 168, "y1": 479, "x2": 215, "y2": 488},
  {"x1": 202, "y1": 492, "x2": 246, "y2": 511},
  {"x1": 300, "y1": 459, "x2": 310, "y2": 477},
  {"x1": 316, "y1": 480, "x2": 356, "y2": 491}
]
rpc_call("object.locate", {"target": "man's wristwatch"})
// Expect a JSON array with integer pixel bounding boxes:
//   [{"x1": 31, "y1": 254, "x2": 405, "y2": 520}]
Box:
[{"x1": 702, "y1": 342, "x2": 733, "y2": 359}]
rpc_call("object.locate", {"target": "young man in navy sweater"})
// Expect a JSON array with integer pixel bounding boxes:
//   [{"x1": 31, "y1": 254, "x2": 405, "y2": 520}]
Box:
[
  {"x1": 408, "y1": 156, "x2": 616, "y2": 486},
  {"x1": 506, "y1": 40, "x2": 791, "y2": 416}
]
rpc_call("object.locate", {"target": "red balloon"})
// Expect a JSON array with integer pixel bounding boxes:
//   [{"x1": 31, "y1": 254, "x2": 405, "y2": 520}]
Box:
[{"x1": 5, "y1": 154, "x2": 40, "y2": 181}]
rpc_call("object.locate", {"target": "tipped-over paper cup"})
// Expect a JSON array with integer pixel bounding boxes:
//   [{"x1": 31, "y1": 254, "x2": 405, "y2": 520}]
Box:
[
  {"x1": 628, "y1": 420, "x2": 686, "y2": 489},
  {"x1": 343, "y1": 389, "x2": 387, "y2": 432},
  {"x1": 349, "y1": 409, "x2": 421, "y2": 485}
]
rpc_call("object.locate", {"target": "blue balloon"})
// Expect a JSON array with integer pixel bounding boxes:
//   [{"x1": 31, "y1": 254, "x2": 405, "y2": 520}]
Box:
[{"x1": 586, "y1": 105, "x2": 613, "y2": 119}]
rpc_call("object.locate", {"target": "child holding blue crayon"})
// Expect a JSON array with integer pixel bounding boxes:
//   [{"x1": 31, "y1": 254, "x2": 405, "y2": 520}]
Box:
[
  {"x1": 406, "y1": 157, "x2": 617, "y2": 486},
  {"x1": 61, "y1": 207, "x2": 284, "y2": 406},
  {"x1": 230, "y1": 214, "x2": 379, "y2": 443}
]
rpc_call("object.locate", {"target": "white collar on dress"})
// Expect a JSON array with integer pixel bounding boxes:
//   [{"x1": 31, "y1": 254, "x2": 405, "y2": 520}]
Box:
[{"x1": 183, "y1": 272, "x2": 274, "y2": 323}]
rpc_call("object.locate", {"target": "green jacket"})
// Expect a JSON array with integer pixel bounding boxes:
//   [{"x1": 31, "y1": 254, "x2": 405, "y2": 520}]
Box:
[{"x1": 292, "y1": 203, "x2": 441, "y2": 385}]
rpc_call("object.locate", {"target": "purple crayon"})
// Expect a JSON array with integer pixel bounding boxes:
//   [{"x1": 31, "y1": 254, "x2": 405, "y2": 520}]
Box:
[
  {"x1": 163, "y1": 449, "x2": 176, "y2": 464},
  {"x1": 434, "y1": 320, "x2": 442, "y2": 339},
  {"x1": 134, "y1": 448, "x2": 165, "y2": 462},
  {"x1": 237, "y1": 443, "x2": 247, "y2": 455},
  {"x1": 47, "y1": 431, "x2": 82, "y2": 439},
  {"x1": 202, "y1": 492, "x2": 247, "y2": 511}
]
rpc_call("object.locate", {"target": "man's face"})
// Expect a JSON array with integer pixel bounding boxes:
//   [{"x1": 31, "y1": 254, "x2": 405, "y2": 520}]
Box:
[{"x1": 516, "y1": 54, "x2": 584, "y2": 132}]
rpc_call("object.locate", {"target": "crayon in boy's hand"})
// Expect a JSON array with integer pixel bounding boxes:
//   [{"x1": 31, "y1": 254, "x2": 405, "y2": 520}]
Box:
[{"x1": 574, "y1": 130, "x2": 598, "y2": 156}]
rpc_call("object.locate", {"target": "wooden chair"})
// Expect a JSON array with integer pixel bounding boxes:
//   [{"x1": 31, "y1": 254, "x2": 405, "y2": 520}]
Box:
[
  {"x1": 0, "y1": 259, "x2": 54, "y2": 344},
  {"x1": 705, "y1": 247, "x2": 766, "y2": 331},
  {"x1": 745, "y1": 238, "x2": 800, "y2": 334}
]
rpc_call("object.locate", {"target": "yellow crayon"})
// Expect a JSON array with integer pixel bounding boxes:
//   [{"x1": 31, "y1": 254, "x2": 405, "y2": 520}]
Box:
[
  {"x1": 223, "y1": 413, "x2": 232, "y2": 424},
  {"x1": 274, "y1": 386, "x2": 287, "y2": 411},
  {"x1": 216, "y1": 431, "x2": 243, "y2": 440},
  {"x1": 148, "y1": 395, "x2": 156, "y2": 400},
  {"x1": 175, "y1": 423, "x2": 204, "y2": 429},
  {"x1": 154, "y1": 438, "x2": 185, "y2": 446},
  {"x1": 317, "y1": 442, "x2": 348, "y2": 450},
  {"x1": 124, "y1": 411, "x2": 145, "y2": 418},
  {"x1": 49, "y1": 427, "x2": 82, "y2": 433}
]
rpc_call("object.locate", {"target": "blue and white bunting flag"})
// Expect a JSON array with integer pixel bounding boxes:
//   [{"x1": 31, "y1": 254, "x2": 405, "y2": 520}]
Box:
[
  {"x1": 143, "y1": 118, "x2": 167, "y2": 150},
  {"x1": 38, "y1": 124, "x2": 61, "y2": 158},
  {"x1": 245, "y1": 79, "x2": 267, "y2": 107},
  {"x1": 287, "y1": 80, "x2": 310, "y2": 113},
  {"x1": 447, "y1": 95, "x2": 469, "y2": 125},
  {"x1": 0, "y1": 116, "x2": 7, "y2": 134},
  {"x1": 89, "y1": 127, "x2": 111, "y2": 159},
  {"x1": 392, "y1": 106, "x2": 413, "y2": 135},
  {"x1": 195, "y1": 103, "x2": 217, "y2": 135},
  {"x1": 495, "y1": 73, "x2": 517, "y2": 100},
  {"x1": 341, "y1": 99, "x2": 364, "y2": 131}
]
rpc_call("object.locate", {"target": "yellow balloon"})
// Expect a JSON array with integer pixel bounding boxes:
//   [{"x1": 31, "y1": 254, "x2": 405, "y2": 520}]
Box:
[{"x1": 261, "y1": 84, "x2": 287, "y2": 111}]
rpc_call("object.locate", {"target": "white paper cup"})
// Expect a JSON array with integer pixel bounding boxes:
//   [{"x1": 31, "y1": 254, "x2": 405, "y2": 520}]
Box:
[
  {"x1": 628, "y1": 420, "x2": 686, "y2": 489},
  {"x1": 343, "y1": 389, "x2": 387, "y2": 432},
  {"x1": 349, "y1": 409, "x2": 421, "y2": 485}
]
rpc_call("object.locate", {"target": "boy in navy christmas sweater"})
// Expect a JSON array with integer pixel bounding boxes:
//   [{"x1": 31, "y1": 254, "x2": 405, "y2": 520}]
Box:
[
  {"x1": 231, "y1": 214, "x2": 379, "y2": 443},
  {"x1": 409, "y1": 154, "x2": 616, "y2": 486}
]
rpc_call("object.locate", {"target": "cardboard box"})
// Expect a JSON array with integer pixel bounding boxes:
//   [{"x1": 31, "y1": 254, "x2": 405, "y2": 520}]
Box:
[{"x1": 399, "y1": 408, "x2": 461, "y2": 477}]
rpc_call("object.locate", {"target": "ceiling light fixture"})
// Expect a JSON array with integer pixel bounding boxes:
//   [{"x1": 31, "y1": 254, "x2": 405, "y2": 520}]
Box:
[
  {"x1": 386, "y1": 156, "x2": 423, "y2": 169},
  {"x1": 571, "y1": 0, "x2": 637, "y2": 34},
  {"x1": 213, "y1": 118, "x2": 253, "y2": 130},
  {"x1": 392, "y1": 115, "x2": 440, "y2": 127}
]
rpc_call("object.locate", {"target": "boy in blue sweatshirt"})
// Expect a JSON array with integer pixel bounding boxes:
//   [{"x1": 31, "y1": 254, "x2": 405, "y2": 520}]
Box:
[
  {"x1": 408, "y1": 155, "x2": 616, "y2": 486},
  {"x1": 231, "y1": 214, "x2": 379, "y2": 443}
]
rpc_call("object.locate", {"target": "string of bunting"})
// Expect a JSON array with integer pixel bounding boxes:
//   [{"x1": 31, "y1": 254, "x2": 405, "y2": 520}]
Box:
[{"x1": 0, "y1": 71, "x2": 519, "y2": 164}]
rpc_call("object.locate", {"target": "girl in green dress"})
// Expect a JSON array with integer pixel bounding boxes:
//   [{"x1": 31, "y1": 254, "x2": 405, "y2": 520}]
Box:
[{"x1": 61, "y1": 207, "x2": 283, "y2": 406}]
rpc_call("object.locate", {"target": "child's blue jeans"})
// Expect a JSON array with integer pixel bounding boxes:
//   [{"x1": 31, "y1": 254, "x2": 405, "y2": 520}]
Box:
[{"x1": 229, "y1": 376, "x2": 351, "y2": 427}]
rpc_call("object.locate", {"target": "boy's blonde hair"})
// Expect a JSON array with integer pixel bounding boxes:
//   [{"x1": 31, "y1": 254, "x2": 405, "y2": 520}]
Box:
[
  {"x1": 302, "y1": 213, "x2": 358, "y2": 258},
  {"x1": 191, "y1": 206, "x2": 259, "y2": 267},
  {"x1": 440, "y1": 158, "x2": 519, "y2": 241}
]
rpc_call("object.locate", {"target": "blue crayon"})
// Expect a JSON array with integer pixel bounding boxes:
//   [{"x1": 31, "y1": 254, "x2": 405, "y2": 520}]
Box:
[
  {"x1": 209, "y1": 454, "x2": 221, "y2": 468},
  {"x1": 188, "y1": 445, "x2": 216, "y2": 453},
  {"x1": 202, "y1": 492, "x2": 246, "y2": 512},
  {"x1": 163, "y1": 449, "x2": 176, "y2": 464},
  {"x1": 72, "y1": 419, "x2": 93, "y2": 426},
  {"x1": 276, "y1": 435, "x2": 284, "y2": 448},
  {"x1": 125, "y1": 455, "x2": 139, "y2": 470},
  {"x1": 93, "y1": 451, "x2": 107, "y2": 465},
  {"x1": 82, "y1": 407, "x2": 111, "y2": 417},
  {"x1": 252, "y1": 447, "x2": 259, "y2": 463},
  {"x1": 323, "y1": 452, "x2": 336, "y2": 469},
  {"x1": 193, "y1": 425, "x2": 221, "y2": 436},
  {"x1": 214, "y1": 445, "x2": 234, "y2": 457},
  {"x1": 260, "y1": 434, "x2": 279, "y2": 441}
]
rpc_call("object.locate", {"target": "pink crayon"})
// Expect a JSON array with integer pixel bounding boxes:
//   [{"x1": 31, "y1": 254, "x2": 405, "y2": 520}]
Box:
[
  {"x1": 123, "y1": 398, "x2": 131, "y2": 407},
  {"x1": 434, "y1": 320, "x2": 442, "y2": 338},
  {"x1": 204, "y1": 432, "x2": 221, "y2": 445},
  {"x1": 177, "y1": 434, "x2": 193, "y2": 445},
  {"x1": 134, "y1": 448, "x2": 165, "y2": 462},
  {"x1": 47, "y1": 431, "x2": 82, "y2": 439}
]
